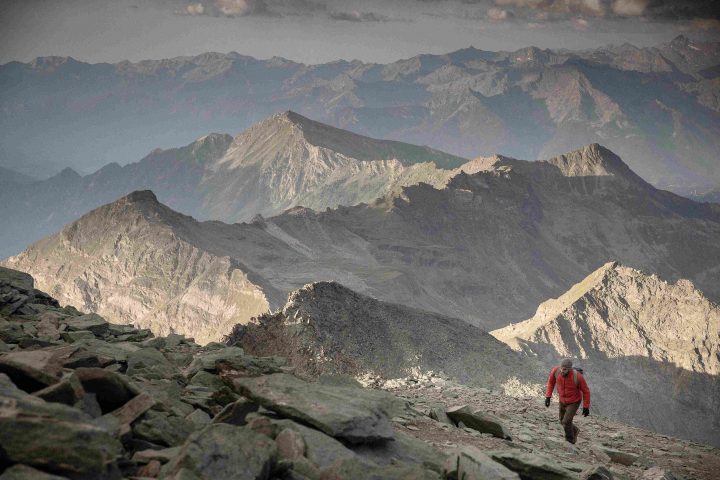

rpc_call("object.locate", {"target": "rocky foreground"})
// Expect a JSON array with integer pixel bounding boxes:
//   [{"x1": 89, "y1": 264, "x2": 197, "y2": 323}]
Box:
[{"x1": 1, "y1": 265, "x2": 718, "y2": 480}]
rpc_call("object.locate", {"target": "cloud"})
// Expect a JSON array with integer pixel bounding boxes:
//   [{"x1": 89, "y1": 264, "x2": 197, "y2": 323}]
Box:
[
  {"x1": 487, "y1": 7, "x2": 514, "y2": 20},
  {"x1": 186, "y1": 2, "x2": 205, "y2": 15},
  {"x1": 495, "y1": 0, "x2": 605, "y2": 16},
  {"x1": 611, "y1": 0, "x2": 648, "y2": 16},
  {"x1": 572, "y1": 16, "x2": 590, "y2": 29},
  {"x1": 329, "y1": 10, "x2": 388, "y2": 22},
  {"x1": 179, "y1": 0, "x2": 270, "y2": 17}
]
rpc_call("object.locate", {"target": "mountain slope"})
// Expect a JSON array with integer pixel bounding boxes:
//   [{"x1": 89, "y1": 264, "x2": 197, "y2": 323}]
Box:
[
  {"x1": 6, "y1": 144, "x2": 720, "y2": 340},
  {"x1": 231, "y1": 281, "x2": 542, "y2": 389},
  {"x1": 199, "y1": 111, "x2": 466, "y2": 220},
  {"x1": 491, "y1": 261, "x2": 720, "y2": 445},
  {"x1": 2, "y1": 36, "x2": 719, "y2": 192},
  {"x1": 3, "y1": 191, "x2": 271, "y2": 345},
  {"x1": 0, "y1": 112, "x2": 466, "y2": 258}
]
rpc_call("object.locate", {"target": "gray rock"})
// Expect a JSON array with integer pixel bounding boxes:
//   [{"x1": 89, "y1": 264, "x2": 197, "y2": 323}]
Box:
[
  {"x1": 443, "y1": 446, "x2": 520, "y2": 480},
  {"x1": 185, "y1": 346, "x2": 245, "y2": 376},
  {"x1": 428, "y1": 405, "x2": 453, "y2": 426},
  {"x1": 247, "y1": 415, "x2": 357, "y2": 470},
  {"x1": 641, "y1": 467, "x2": 683, "y2": 479},
  {"x1": 186, "y1": 408, "x2": 212, "y2": 427},
  {"x1": 0, "y1": 387, "x2": 122, "y2": 479},
  {"x1": 63, "y1": 313, "x2": 109, "y2": 335},
  {"x1": 126, "y1": 347, "x2": 180, "y2": 379},
  {"x1": 212, "y1": 398, "x2": 259, "y2": 425},
  {"x1": 581, "y1": 465, "x2": 615, "y2": 480},
  {"x1": 488, "y1": 451, "x2": 577, "y2": 480},
  {"x1": 351, "y1": 430, "x2": 447, "y2": 473},
  {"x1": 33, "y1": 372, "x2": 85, "y2": 406},
  {"x1": 234, "y1": 373, "x2": 395, "y2": 444},
  {"x1": 0, "y1": 349, "x2": 62, "y2": 393},
  {"x1": 317, "y1": 457, "x2": 440, "y2": 480},
  {"x1": 446, "y1": 405, "x2": 512, "y2": 439},
  {"x1": 0, "y1": 464, "x2": 70, "y2": 479},
  {"x1": 133, "y1": 410, "x2": 196, "y2": 447},
  {"x1": 317, "y1": 373, "x2": 363, "y2": 389},
  {"x1": 74, "y1": 367, "x2": 139, "y2": 413},
  {"x1": 132, "y1": 446, "x2": 182, "y2": 465},
  {"x1": 162, "y1": 424, "x2": 277, "y2": 480},
  {"x1": 597, "y1": 446, "x2": 639, "y2": 466}
]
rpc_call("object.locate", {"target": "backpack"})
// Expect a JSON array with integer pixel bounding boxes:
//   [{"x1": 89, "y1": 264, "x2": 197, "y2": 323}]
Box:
[{"x1": 555, "y1": 366, "x2": 583, "y2": 386}]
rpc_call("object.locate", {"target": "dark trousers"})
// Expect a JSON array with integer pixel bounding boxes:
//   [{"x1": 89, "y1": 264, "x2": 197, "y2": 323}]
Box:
[{"x1": 559, "y1": 401, "x2": 580, "y2": 443}]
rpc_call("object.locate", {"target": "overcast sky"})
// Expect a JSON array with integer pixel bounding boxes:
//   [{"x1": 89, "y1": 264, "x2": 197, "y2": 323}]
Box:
[{"x1": 1, "y1": 0, "x2": 718, "y2": 65}]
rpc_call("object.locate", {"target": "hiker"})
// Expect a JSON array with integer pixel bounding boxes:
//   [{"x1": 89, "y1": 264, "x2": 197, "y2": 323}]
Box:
[{"x1": 544, "y1": 358, "x2": 590, "y2": 444}]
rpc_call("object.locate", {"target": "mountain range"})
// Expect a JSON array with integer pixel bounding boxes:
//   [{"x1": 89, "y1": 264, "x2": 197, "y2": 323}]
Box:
[
  {"x1": 0, "y1": 111, "x2": 466, "y2": 259},
  {"x1": 5, "y1": 143, "x2": 720, "y2": 347},
  {"x1": 2, "y1": 35, "x2": 719, "y2": 195}
]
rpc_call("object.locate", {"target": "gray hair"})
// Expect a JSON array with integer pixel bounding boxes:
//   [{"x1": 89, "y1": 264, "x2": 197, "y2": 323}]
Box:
[{"x1": 560, "y1": 358, "x2": 573, "y2": 368}]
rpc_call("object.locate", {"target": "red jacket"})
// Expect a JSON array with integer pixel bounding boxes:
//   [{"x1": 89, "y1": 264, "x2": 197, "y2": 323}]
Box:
[{"x1": 546, "y1": 366, "x2": 590, "y2": 408}]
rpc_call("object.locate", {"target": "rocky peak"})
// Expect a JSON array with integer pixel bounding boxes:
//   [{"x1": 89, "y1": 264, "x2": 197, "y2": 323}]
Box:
[
  {"x1": 544, "y1": 143, "x2": 643, "y2": 182},
  {"x1": 492, "y1": 261, "x2": 720, "y2": 374}
]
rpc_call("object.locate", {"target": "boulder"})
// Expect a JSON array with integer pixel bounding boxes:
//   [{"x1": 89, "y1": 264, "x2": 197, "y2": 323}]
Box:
[
  {"x1": 212, "y1": 398, "x2": 259, "y2": 425},
  {"x1": 63, "y1": 314, "x2": 109, "y2": 335},
  {"x1": 488, "y1": 451, "x2": 577, "y2": 480},
  {"x1": 276, "y1": 427, "x2": 306, "y2": 461},
  {"x1": 185, "y1": 347, "x2": 246, "y2": 376},
  {"x1": 234, "y1": 373, "x2": 395, "y2": 444},
  {"x1": 446, "y1": 405, "x2": 511, "y2": 440},
  {"x1": 248, "y1": 416, "x2": 357, "y2": 470},
  {"x1": 0, "y1": 464, "x2": 70, "y2": 479},
  {"x1": 162, "y1": 424, "x2": 277, "y2": 480},
  {"x1": 74, "y1": 368, "x2": 139, "y2": 413},
  {"x1": 132, "y1": 410, "x2": 196, "y2": 447},
  {"x1": 443, "y1": 446, "x2": 520, "y2": 480},
  {"x1": 33, "y1": 372, "x2": 85, "y2": 406},
  {"x1": 126, "y1": 347, "x2": 180, "y2": 379},
  {"x1": 641, "y1": 467, "x2": 683, "y2": 479},
  {"x1": 597, "y1": 447, "x2": 639, "y2": 466},
  {"x1": 351, "y1": 430, "x2": 446, "y2": 473},
  {"x1": 186, "y1": 408, "x2": 212, "y2": 427},
  {"x1": 0, "y1": 388, "x2": 122, "y2": 479},
  {"x1": 317, "y1": 457, "x2": 440, "y2": 480},
  {"x1": 0, "y1": 350, "x2": 62, "y2": 392},
  {"x1": 428, "y1": 405, "x2": 453, "y2": 426},
  {"x1": 581, "y1": 465, "x2": 615, "y2": 480}
]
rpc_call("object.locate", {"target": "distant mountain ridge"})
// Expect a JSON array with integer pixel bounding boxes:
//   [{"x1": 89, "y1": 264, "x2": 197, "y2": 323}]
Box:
[
  {"x1": 2, "y1": 36, "x2": 719, "y2": 193},
  {"x1": 5, "y1": 143, "x2": 720, "y2": 344},
  {"x1": 0, "y1": 111, "x2": 466, "y2": 258}
]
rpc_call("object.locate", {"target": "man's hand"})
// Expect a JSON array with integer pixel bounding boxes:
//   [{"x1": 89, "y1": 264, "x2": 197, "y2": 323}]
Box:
[
  {"x1": 582, "y1": 407, "x2": 590, "y2": 417},
  {"x1": 545, "y1": 397, "x2": 551, "y2": 407}
]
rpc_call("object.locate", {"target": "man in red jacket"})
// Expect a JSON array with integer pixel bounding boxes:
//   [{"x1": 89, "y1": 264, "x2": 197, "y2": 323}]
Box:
[{"x1": 545, "y1": 358, "x2": 591, "y2": 444}]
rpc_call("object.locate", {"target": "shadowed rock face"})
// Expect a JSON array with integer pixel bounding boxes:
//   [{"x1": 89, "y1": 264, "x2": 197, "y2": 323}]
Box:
[
  {"x1": 5, "y1": 144, "x2": 720, "y2": 345},
  {"x1": 229, "y1": 281, "x2": 544, "y2": 390},
  {"x1": 0, "y1": 112, "x2": 466, "y2": 259},
  {"x1": 491, "y1": 262, "x2": 720, "y2": 446}
]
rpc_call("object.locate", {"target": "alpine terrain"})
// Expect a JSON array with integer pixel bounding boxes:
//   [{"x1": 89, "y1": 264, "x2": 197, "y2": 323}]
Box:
[
  {"x1": 492, "y1": 261, "x2": 720, "y2": 446},
  {"x1": 2, "y1": 265, "x2": 718, "y2": 479},
  {"x1": 2, "y1": 36, "x2": 720, "y2": 196},
  {"x1": 0, "y1": 111, "x2": 466, "y2": 259},
  {"x1": 5, "y1": 144, "x2": 720, "y2": 341}
]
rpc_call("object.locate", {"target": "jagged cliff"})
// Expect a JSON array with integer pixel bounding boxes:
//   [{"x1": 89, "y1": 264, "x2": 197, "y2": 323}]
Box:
[{"x1": 492, "y1": 262, "x2": 720, "y2": 446}]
